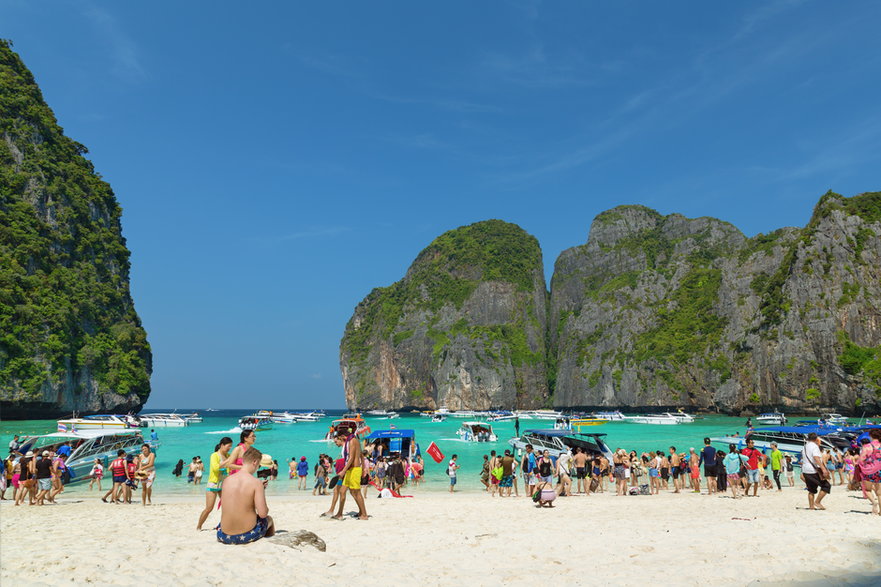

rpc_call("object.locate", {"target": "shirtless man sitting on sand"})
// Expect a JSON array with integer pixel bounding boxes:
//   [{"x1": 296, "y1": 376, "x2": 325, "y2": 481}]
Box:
[{"x1": 216, "y1": 447, "x2": 275, "y2": 544}]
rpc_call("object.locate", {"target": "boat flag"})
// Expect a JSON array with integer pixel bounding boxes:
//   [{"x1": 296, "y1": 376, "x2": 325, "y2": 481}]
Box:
[
  {"x1": 57, "y1": 423, "x2": 67, "y2": 432},
  {"x1": 426, "y1": 441, "x2": 444, "y2": 464}
]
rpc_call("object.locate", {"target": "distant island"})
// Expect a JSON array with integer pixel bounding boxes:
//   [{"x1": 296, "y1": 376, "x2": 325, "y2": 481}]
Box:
[
  {"x1": 0, "y1": 40, "x2": 151, "y2": 419},
  {"x1": 340, "y1": 192, "x2": 881, "y2": 415}
]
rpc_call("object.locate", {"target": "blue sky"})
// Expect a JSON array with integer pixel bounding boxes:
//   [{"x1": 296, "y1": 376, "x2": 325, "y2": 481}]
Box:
[{"x1": 5, "y1": 1, "x2": 880, "y2": 409}]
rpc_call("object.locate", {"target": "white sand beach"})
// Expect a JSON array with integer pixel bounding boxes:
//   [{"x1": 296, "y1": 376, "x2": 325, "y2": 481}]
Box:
[{"x1": 2, "y1": 488, "x2": 879, "y2": 586}]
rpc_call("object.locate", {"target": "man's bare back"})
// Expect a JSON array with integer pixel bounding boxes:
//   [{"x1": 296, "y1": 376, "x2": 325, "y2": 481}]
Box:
[{"x1": 219, "y1": 452, "x2": 274, "y2": 539}]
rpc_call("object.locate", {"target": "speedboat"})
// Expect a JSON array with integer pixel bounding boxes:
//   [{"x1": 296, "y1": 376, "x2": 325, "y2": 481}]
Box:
[
  {"x1": 456, "y1": 421, "x2": 497, "y2": 442},
  {"x1": 181, "y1": 412, "x2": 202, "y2": 423},
  {"x1": 570, "y1": 418, "x2": 606, "y2": 430},
  {"x1": 57, "y1": 414, "x2": 140, "y2": 431},
  {"x1": 590, "y1": 410, "x2": 626, "y2": 421},
  {"x1": 509, "y1": 429, "x2": 614, "y2": 462},
  {"x1": 710, "y1": 425, "x2": 845, "y2": 461},
  {"x1": 821, "y1": 413, "x2": 849, "y2": 425},
  {"x1": 487, "y1": 411, "x2": 517, "y2": 422},
  {"x1": 515, "y1": 410, "x2": 564, "y2": 420},
  {"x1": 239, "y1": 416, "x2": 274, "y2": 431},
  {"x1": 624, "y1": 414, "x2": 680, "y2": 425},
  {"x1": 366, "y1": 410, "x2": 395, "y2": 417},
  {"x1": 290, "y1": 411, "x2": 324, "y2": 422},
  {"x1": 139, "y1": 413, "x2": 189, "y2": 427},
  {"x1": 431, "y1": 414, "x2": 446, "y2": 423},
  {"x1": 324, "y1": 416, "x2": 370, "y2": 440},
  {"x1": 256, "y1": 410, "x2": 298, "y2": 424},
  {"x1": 662, "y1": 411, "x2": 695, "y2": 423},
  {"x1": 756, "y1": 411, "x2": 787, "y2": 425},
  {"x1": 15, "y1": 429, "x2": 154, "y2": 484}
]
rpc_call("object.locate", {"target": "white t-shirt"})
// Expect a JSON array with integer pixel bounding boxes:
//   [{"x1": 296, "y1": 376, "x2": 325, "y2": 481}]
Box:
[
  {"x1": 448, "y1": 460, "x2": 457, "y2": 477},
  {"x1": 557, "y1": 452, "x2": 572, "y2": 473},
  {"x1": 802, "y1": 442, "x2": 822, "y2": 474}
]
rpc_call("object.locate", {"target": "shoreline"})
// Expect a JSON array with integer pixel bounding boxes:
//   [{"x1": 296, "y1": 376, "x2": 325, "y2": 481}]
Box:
[{"x1": 3, "y1": 486, "x2": 880, "y2": 586}]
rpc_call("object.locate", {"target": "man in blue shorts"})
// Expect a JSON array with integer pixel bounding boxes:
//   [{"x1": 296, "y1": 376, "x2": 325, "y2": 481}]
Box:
[{"x1": 217, "y1": 447, "x2": 275, "y2": 544}]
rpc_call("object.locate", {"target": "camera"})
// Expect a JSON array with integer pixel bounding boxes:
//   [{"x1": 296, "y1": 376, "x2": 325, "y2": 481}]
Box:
[{"x1": 256, "y1": 468, "x2": 272, "y2": 479}]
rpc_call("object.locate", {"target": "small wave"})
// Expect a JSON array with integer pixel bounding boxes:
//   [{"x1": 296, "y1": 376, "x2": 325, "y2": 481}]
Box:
[
  {"x1": 308, "y1": 439, "x2": 331, "y2": 443},
  {"x1": 204, "y1": 427, "x2": 242, "y2": 434}
]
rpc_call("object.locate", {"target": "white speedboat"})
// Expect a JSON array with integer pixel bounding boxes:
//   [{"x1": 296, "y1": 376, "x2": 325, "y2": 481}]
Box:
[
  {"x1": 431, "y1": 414, "x2": 446, "y2": 423},
  {"x1": 821, "y1": 413, "x2": 849, "y2": 425},
  {"x1": 290, "y1": 411, "x2": 324, "y2": 422},
  {"x1": 16, "y1": 429, "x2": 154, "y2": 484},
  {"x1": 57, "y1": 414, "x2": 140, "y2": 431},
  {"x1": 662, "y1": 411, "x2": 695, "y2": 423},
  {"x1": 590, "y1": 410, "x2": 626, "y2": 421},
  {"x1": 181, "y1": 412, "x2": 202, "y2": 423},
  {"x1": 487, "y1": 411, "x2": 516, "y2": 422},
  {"x1": 756, "y1": 411, "x2": 787, "y2": 425},
  {"x1": 515, "y1": 410, "x2": 565, "y2": 420},
  {"x1": 456, "y1": 421, "x2": 497, "y2": 442},
  {"x1": 239, "y1": 415, "x2": 274, "y2": 431},
  {"x1": 509, "y1": 429, "x2": 614, "y2": 462},
  {"x1": 624, "y1": 414, "x2": 680, "y2": 425},
  {"x1": 139, "y1": 413, "x2": 189, "y2": 427}
]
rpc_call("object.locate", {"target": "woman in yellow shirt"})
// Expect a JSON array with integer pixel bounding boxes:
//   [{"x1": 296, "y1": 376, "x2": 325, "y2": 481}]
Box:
[{"x1": 197, "y1": 436, "x2": 233, "y2": 530}]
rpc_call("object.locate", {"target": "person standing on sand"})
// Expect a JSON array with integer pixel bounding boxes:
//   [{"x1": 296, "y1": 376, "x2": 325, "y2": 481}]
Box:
[
  {"x1": 857, "y1": 429, "x2": 881, "y2": 515},
  {"x1": 499, "y1": 450, "x2": 515, "y2": 497},
  {"x1": 784, "y1": 455, "x2": 795, "y2": 487},
  {"x1": 699, "y1": 438, "x2": 717, "y2": 495},
  {"x1": 723, "y1": 445, "x2": 748, "y2": 499},
  {"x1": 334, "y1": 430, "x2": 369, "y2": 520},
  {"x1": 521, "y1": 445, "x2": 536, "y2": 497},
  {"x1": 669, "y1": 447, "x2": 682, "y2": 493},
  {"x1": 88, "y1": 458, "x2": 103, "y2": 491},
  {"x1": 197, "y1": 437, "x2": 232, "y2": 530},
  {"x1": 770, "y1": 443, "x2": 784, "y2": 492},
  {"x1": 136, "y1": 444, "x2": 156, "y2": 506},
  {"x1": 715, "y1": 451, "x2": 727, "y2": 493},
  {"x1": 488, "y1": 450, "x2": 499, "y2": 496},
  {"x1": 740, "y1": 439, "x2": 762, "y2": 497},
  {"x1": 102, "y1": 450, "x2": 129, "y2": 504},
  {"x1": 687, "y1": 448, "x2": 701, "y2": 493},
  {"x1": 801, "y1": 432, "x2": 831, "y2": 510},
  {"x1": 216, "y1": 447, "x2": 275, "y2": 544},
  {"x1": 448, "y1": 454, "x2": 459, "y2": 493},
  {"x1": 571, "y1": 448, "x2": 587, "y2": 495},
  {"x1": 321, "y1": 436, "x2": 347, "y2": 517},
  {"x1": 555, "y1": 448, "x2": 572, "y2": 497},
  {"x1": 480, "y1": 454, "x2": 490, "y2": 490}
]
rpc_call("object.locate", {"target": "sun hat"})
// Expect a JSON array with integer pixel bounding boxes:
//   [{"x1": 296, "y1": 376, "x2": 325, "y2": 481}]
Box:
[
  {"x1": 42, "y1": 450, "x2": 50, "y2": 457},
  {"x1": 25, "y1": 451, "x2": 34, "y2": 457}
]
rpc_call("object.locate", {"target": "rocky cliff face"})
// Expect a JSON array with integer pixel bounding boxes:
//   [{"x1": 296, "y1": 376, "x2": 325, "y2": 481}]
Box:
[
  {"x1": 340, "y1": 220, "x2": 548, "y2": 410},
  {"x1": 550, "y1": 192, "x2": 881, "y2": 413},
  {"x1": 343, "y1": 192, "x2": 881, "y2": 414},
  {"x1": 0, "y1": 41, "x2": 151, "y2": 418}
]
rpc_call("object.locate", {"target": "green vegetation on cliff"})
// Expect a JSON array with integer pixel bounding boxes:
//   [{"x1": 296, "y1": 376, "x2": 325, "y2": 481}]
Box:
[
  {"x1": 838, "y1": 332, "x2": 881, "y2": 397},
  {"x1": 0, "y1": 40, "x2": 150, "y2": 400},
  {"x1": 342, "y1": 219, "x2": 541, "y2": 365}
]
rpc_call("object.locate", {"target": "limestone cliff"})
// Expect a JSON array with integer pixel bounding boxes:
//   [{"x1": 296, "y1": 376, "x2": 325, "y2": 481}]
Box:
[
  {"x1": 340, "y1": 220, "x2": 548, "y2": 410},
  {"x1": 0, "y1": 40, "x2": 151, "y2": 418},
  {"x1": 550, "y1": 192, "x2": 881, "y2": 413}
]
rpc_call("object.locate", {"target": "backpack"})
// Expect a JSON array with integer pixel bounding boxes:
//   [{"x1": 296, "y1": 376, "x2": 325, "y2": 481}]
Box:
[{"x1": 860, "y1": 442, "x2": 881, "y2": 476}]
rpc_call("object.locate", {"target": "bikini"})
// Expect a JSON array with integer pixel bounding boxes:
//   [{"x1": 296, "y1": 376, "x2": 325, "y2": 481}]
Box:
[{"x1": 229, "y1": 443, "x2": 246, "y2": 475}]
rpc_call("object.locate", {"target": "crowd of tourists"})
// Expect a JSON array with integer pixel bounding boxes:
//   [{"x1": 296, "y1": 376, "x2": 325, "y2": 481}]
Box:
[
  {"x1": 475, "y1": 429, "x2": 881, "y2": 512},
  {"x1": 1, "y1": 436, "x2": 156, "y2": 506}
]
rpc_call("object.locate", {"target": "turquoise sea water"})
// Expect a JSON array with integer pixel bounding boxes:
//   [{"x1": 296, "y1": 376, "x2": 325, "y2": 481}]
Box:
[{"x1": 0, "y1": 410, "x2": 786, "y2": 496}]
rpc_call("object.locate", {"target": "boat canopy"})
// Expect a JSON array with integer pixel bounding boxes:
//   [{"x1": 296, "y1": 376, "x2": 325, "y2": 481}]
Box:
[
  {"x1": 751, "y1": 426, "x2": 838, "y2": 435},
  {"x1": 30, "y1": 430, "x2": 141, "y2": 440},
  {"x1": 526, "y1": 429, "x2": 608, "y2": 439},
  {"x1": 367, "y1": 429, "x2": 415, "y2": 440}
]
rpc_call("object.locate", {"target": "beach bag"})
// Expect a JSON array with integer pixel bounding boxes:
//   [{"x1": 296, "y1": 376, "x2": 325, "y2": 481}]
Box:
[
  {"x1": 639, "y1": 484, "x2": 651, "y2": 495},
  {"x1": 491, "y1": 467, "x2": 504, "y2": 481},
  {"x1": 628, "y1": 486, "x2": 639, "y2": 495},
  {"x1": 860, "y1": 443, "x2": 881, "y2": 476},
  {"x1": 589, "y1": 477, "x2": 599, "y2": 492}
]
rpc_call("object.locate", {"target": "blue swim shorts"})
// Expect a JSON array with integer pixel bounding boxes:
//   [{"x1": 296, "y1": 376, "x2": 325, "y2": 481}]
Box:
[{"x1": 217, "y1": 517, "x2": 269, "y2": 545}]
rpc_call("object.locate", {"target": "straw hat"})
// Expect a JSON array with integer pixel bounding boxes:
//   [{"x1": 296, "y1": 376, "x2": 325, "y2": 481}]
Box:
[{"x1": 260, "y1": 454, "x2": 274, "y2": 468}]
